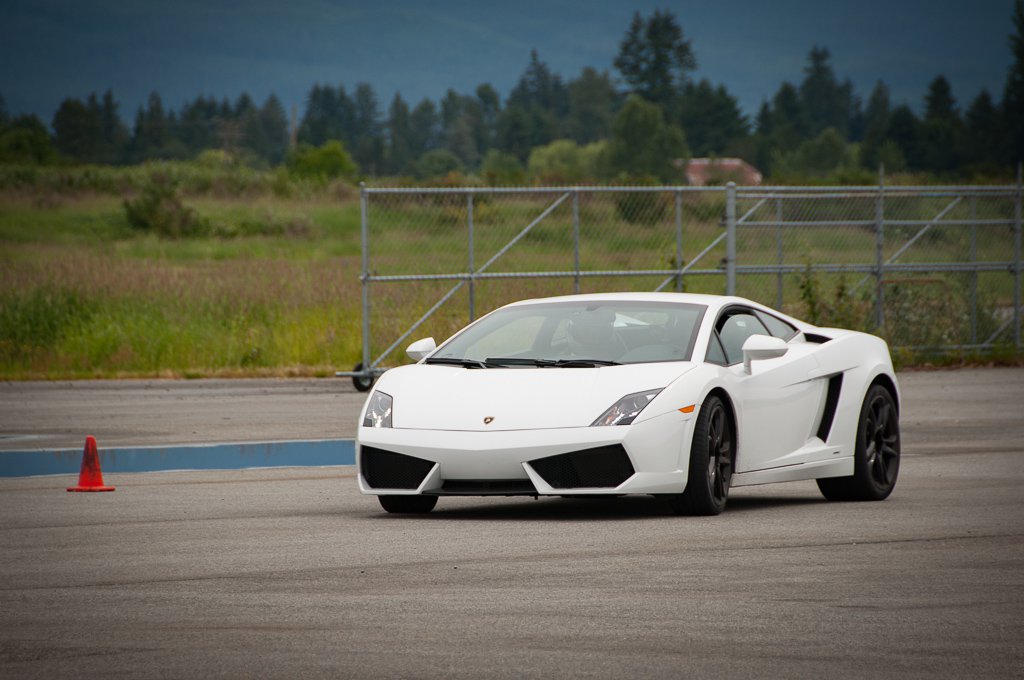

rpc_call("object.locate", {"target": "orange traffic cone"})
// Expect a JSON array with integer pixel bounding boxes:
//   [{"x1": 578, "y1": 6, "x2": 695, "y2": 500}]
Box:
[{"x1": 67, "y1": 436, "x2": 115, "y2": 492}]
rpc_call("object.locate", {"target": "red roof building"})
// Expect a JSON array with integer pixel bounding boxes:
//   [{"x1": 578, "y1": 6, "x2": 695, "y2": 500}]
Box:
[{"x1": 685, "y1": 158, "x2": 763, "y2": 186}]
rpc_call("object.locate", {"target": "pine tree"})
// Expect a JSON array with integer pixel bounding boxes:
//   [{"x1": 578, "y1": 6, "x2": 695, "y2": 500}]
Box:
[
  {"x1": 1002, "y1": 0, "x2": 1024, "y2": 165},
  {"x1": 613, "y1": 10, "x2": 696, "y2": 110}
]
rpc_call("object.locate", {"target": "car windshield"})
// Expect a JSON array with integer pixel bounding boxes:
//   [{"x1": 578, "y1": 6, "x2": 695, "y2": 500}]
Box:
[{"x1": 428, "y1": 301, "x2": 706, "y2": 366}]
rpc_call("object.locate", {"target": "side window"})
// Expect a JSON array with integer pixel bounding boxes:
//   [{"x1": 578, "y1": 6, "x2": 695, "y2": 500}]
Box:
[
  {"x1": 716, "y1": 310, "x2": 770, "y2": 365},
  {"x1": 705, "y1": 332, "x2": 727, "y2": 365},
  {"x1": 755, "y1": 310, "x2": 797, "y2": 340}
]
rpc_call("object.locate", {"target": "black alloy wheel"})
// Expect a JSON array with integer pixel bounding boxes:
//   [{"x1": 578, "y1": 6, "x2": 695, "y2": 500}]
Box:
[
  {"x1": 669, "y1": 395, "x2": 733, "y2": 516},
  {"x1": 817, "y1": 384, "x2": 900, "y2": 501}
]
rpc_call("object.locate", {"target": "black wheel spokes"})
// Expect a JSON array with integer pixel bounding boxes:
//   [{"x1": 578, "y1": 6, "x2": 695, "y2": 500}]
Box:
[
  {"x1": 708, "y1": 406, "x2": 732, "y2": 503},
  {"x1": 867, "y1": 397, "x2": 899, "y2": 486}
]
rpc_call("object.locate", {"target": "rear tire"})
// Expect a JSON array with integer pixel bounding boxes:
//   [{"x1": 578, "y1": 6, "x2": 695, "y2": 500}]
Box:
[
  {"x1": 668, "y1": 395, "x2": 733, "y2": 516},
  {"x1": 817, "y1": 384, "x2": 900, "y2": 502},
  {"x1": 378, "y1": 494, "x2": 438, "y2": 514}
]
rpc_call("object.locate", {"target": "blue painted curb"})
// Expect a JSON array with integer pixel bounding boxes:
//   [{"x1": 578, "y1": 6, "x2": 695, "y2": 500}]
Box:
[{"x1": 0, "y1": 439, "x2": 355, "y2": 478}]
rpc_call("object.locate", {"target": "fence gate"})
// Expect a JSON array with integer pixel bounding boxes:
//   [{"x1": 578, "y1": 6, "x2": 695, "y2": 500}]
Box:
[{"x1": 339, "y1": 182, "x2": 1022, "y2": 391}]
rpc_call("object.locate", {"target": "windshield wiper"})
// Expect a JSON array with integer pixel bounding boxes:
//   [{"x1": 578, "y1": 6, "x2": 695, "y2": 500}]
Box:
[
  {"x1": 486, "y1": 357, "x2": 621, "y2": 368},
  {"x1": 424, "y1": 357, "x2": 490, "y2": 369}
]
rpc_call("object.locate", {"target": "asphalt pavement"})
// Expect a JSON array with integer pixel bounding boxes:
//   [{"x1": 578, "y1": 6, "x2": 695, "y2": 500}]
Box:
[{"x1": 0, "y1": 368, "x2": 1022, "y2": 678}]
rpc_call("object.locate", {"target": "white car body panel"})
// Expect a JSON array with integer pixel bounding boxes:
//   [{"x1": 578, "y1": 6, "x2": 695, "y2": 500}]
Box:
[
  {"x1": 355, "y1": 292, "x2": 899, "y2": 504},
  {"x1": 381, "y1": 361, "x2": 696, "y2": 431}
]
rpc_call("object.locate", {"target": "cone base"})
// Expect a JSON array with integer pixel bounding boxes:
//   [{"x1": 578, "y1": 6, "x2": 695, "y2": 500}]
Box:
[{"x1": 67, "y1": 486, "x2": 115, "y2": 492}]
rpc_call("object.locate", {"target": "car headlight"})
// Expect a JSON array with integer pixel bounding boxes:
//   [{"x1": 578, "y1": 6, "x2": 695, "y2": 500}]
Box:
[
  {"x1": 591, "y1": 389, "x2": 662, "y2": 426},
  {"x1": 363, "y1": 391, "x2": 393, "y2": 428}
]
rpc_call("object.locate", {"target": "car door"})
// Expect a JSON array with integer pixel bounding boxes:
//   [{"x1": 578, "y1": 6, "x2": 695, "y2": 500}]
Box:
[{"x1": 710, "y1": 307, "x2": 823, "y2": 473}]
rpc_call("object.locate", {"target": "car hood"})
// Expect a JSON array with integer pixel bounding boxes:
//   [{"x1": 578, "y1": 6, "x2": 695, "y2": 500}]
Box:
[{"x1": 375, "y1": 362, "x2": 695, "y2": 431}]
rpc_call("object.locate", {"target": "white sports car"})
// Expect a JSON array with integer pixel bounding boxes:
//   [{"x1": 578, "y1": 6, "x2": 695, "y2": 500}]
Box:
[{"x1": 356, "y1": 293, "x2": 900, "y2": 515}]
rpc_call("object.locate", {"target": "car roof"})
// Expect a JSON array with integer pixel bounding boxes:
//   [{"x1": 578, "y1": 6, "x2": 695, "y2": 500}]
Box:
[
  {"x1": 499, "y1": 292, "x2": 812, "y2": 331},
  {"x1": 504, "y1": 292, "x2": 756, "y2": 311}
]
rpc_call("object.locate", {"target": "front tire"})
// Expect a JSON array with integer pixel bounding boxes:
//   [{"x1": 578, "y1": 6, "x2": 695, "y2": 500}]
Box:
[
  {"x1": 668, "y1": 395, "x2": 733, "y2": 516},
  {"x1": 817, "y1": 383, "x2": 900, "y2": 502},
  {"x1": 378, "y1": 494, "x2": 438, "y2": 514}
]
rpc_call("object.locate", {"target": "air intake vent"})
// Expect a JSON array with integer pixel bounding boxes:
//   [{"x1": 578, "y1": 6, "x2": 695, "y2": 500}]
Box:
[
  {"x1": 529, "y1": 445, "x2": 635, "y2": 489},
  {"x1": 438, "y1": 480, "x2": 537, "y2": 496},
  {"x1": 816, "y1": 373, "x2": 844, "y2": 442},
  {"x1": 360, "y1": 447, "x2": 434, "y2": 489}
]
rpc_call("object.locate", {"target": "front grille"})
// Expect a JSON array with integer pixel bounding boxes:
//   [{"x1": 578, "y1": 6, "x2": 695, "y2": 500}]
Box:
[
  {"x1": 360, "y1": 446, "x2": 434, "y2": 489},
  {"x1": 437, "y1": 479, "x2": 537, "y2": 496},
  {"x1": 528, "y1": 445, "x2": 635, "y2": 489}
]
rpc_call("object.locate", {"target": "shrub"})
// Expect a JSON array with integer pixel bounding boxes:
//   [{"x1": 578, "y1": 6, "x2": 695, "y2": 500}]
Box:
[
  {"x1": 123, "y1": 175, "x2": 208, "y2": 238},
  {"x1": 414, "y1": 149, "x2": 463, "y2": 180},
  {"x1": 287, "y1": 140, "x2": 358, "y2": 180},
  {"x1": 480, "y1": 149, "x2": 526, "y2": 185}
]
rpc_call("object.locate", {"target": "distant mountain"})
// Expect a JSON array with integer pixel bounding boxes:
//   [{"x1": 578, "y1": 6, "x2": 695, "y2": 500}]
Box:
[{"x1": 0, "y1": 0, "x2": 1011, "y2": 123}]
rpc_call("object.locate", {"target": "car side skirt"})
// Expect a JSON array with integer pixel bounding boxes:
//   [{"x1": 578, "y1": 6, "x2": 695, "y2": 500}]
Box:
[{"x1": 731, "y1": 456, "x2": 853, "y2": 487}]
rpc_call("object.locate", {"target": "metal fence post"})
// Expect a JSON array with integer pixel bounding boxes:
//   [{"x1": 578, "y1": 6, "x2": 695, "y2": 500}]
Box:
[
  {"x1": 468, "y1": 192, "x2": 475, "y2": 321},
  {"x1": 1015, "y1": 163, "x2": 1022, "y2": 349},
  {"x1": 675, "y1": 190, "x2": 683, "y2": 292},
  {"x1": 573, "y1": 190, "x2": 580, "y2": 294},
  {"x1": 775, "y1": 196, "x2": 784, "y2": 309},
  {"x1": 969, "y1": 195, "x2": 978, "y2": 345},
  {"x1": 875, "y1": 167, "x2": 886, "y2": 331},
  {"x1": 360, "y1": 182, "x2": 371, "y2": 374},
  {"x1": 726, "y1": 183, "x2": 736, "y2": 296}
]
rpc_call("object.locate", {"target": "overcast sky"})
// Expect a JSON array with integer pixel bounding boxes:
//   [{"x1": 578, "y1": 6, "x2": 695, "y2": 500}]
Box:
[{"x1": 0, "y1": 0, "x2": 1014, "y2": 123}]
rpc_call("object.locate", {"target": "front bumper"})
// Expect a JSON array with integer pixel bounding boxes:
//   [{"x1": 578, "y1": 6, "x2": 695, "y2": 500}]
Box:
[{"x1": 356, "y1": 408, "x2": 694, "y2": 496}]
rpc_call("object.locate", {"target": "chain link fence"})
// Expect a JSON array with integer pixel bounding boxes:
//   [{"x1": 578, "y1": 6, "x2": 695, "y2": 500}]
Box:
[{"x1": 339, "y1": 183, "x2": 1022, "y2": 386}]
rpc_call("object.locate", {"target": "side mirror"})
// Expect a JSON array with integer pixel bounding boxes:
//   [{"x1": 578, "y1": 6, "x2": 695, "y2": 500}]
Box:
[
  {"x1": 406, "y1": 337, "x2": 436, "y2": 362},
  {"x1": 741, "y1": 334, "x2": 788, "y2": 374}
]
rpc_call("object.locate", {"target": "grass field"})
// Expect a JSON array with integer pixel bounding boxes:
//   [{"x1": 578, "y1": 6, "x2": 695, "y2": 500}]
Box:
[{"x1": 1, "y1": 168, "x2": 1021, "y2": 379}]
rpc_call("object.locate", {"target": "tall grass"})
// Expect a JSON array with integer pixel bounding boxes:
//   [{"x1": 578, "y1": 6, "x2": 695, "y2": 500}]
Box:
[{"x1": 0, "y1": 249, "x2": 365, "y2": 378}]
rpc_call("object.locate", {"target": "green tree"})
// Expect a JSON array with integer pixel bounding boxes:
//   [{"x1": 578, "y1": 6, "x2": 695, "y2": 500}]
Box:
[
  {"x1": 500, "y1": 51, "x2": 564, "y2": 152},
  {"x1": 351, "y1": 83, "x2": 384, "y2": 174},
  {"x1": 440, "y1": 89, "x2": 484, "y2": 169},
  {"x1": 386, "y1": 93, "x2": 414, "y2": 175},
  {"x1": 798, "y1": 46, "x2": 854, "y2": 138},
  {"x1": 495, "y1": 103, "x2": 534, "y2": 163},
  {"x1": 677, "y1": 79, "x2": 749, "y2": 156},
  {"x1": 0, "y1": 114, "x2": 57, "y2": 164},
  {"x1": 256, "y1": 95, "x2": 289, "y2": 165},
  {"x1": 772, "y1": 127, "x2": 854, "y2": 179},
  {"x1": 606, "y1": 95, "x2": 689, "y2": 182},
  {"x1": 920, "y1": 76, "x2": 962, "y2": 174},
  {"x1": 0, "y1": 93, "x2": 9, "y2": 127},
  {"x1": 614, "y1": 10, "x2": 696, "y2": 109},
  {"x1": 131, "y1": 91, "x2": 178, "y2": 161},
  {"x1": 884, "y1": 105, "x2": 923, "y2": 170},
  {"x1": 409, "y1": 98, "x2": 440, "y2": 160},
  {"x1": 1003, "y1": 0, "x2": 1024, "y2": 165},
  {"x1": 298, "y1": 84, "x2": 355, "y2": 148},
  {"x1": 475, "y1": 83, "x2": 501, "y2": 151},
  {"x1": 964, "y1": 90, "x2": 1000, "y2": 170},
  {"x1": 178, "y1": 95, "x2": 220, "y2": 156},
  {"x1": 769, "y1": 82, "x2": 807, "y2": 150},
  {"x1": 98, "y1": 90, "x2": 129, "y2": 164},
  {"x1": 860, "y1": 81, "x2": 891, "y2": 170},
  {"x1": 508, "y1": 50, "x2": 568, "y2": 117},
  {"x1": 52, "y1": 97, "x2": 101, "y2": 161},
  {"x1": 565, "y1": 67, "x2": 618, "y2": 143}
]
